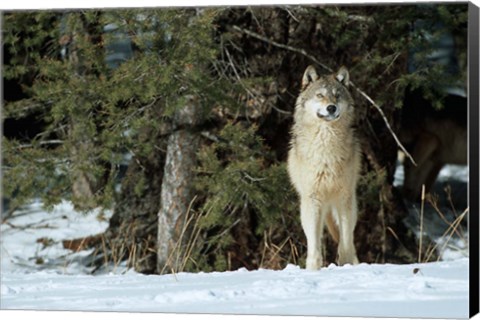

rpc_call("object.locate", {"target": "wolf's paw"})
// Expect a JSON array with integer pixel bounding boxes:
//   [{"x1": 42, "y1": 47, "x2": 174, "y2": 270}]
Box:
[
  {"x1": 337, "y1": 253, "x2": 359, "y2": 266},
  {"x1": 305, "y1": 257, "x2": 323, "y2": 270}
]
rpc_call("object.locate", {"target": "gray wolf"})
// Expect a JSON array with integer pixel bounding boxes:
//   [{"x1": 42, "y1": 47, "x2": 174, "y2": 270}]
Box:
[
  {"x1": 287, "y1": 65, "x2": 361, "y2": 270},
  {"x1": 400, "y1": 89, "x2": 467, "y2": 201}
]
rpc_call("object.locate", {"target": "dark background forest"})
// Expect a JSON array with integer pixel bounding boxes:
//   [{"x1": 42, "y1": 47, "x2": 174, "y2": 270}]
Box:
[{"x1": 2, "y1": 3, "x2": 468, "y2": 274}]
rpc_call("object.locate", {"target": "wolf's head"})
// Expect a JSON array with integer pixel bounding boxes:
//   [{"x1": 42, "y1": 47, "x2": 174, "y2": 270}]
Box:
[{"x1": 298, "y1": 66, "x2": 354, "y2": 122}]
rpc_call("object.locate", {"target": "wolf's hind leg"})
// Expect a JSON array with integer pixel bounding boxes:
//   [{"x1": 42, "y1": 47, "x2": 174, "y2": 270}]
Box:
[{"x1": 301, "y1": 197, "x2": 325, "y2": 270}]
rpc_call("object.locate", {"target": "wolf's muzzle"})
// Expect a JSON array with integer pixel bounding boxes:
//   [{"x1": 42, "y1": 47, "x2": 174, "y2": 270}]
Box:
[
  {"x1": 317, "y1": 104, "x2": 339, "y2": 121},
  {"x1": 326, "y1": 105, "x2": 337, "y2": 114}
]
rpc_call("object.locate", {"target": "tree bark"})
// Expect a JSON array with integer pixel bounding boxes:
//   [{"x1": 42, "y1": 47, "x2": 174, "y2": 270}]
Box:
[
  {"x1": 157, "y1": 96, "x2": 202, "y2": 274},
  {"x1": 63, "y1": 14, "x2": 99, "y2": 211}
]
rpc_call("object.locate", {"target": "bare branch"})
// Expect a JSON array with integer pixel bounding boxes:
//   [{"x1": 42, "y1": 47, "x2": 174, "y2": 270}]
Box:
[
  {"x1": 224, "y1": 47, "x2": 258, "y2": 102},
  {"x1": 16, "y1": 140, "x2": 64, "y2": 149},
  {"x1": 349, "y1": 83, "x2": 416, "y2": 166},
  {"x1": 232, "y1": 25, "x2": 333, "y2": 73}
]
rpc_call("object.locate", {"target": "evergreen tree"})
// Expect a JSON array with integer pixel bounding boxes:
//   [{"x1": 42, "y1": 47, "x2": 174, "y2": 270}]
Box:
[{"x1": 2, "y1": 4, "x2": 468, "y2": 273}]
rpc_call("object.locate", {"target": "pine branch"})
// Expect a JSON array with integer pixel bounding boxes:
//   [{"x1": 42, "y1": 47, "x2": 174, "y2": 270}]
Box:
[{"x1": 232, "y1": 25, "x2": 417, "y2": 166}]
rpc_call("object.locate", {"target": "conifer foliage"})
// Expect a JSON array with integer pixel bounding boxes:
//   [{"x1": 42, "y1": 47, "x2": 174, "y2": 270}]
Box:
[{"x1": 3, "y1": 4, "x2": 468, "y2": 273}]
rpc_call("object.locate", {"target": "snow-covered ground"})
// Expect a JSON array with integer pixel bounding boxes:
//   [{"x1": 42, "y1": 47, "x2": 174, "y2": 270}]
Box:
[{"x1": 0, "y1": 165, "x2": 472, "y2": 319}]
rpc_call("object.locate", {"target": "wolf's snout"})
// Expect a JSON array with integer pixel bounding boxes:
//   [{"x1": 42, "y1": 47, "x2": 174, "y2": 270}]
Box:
[{"x1": 327, "y1": 105, "x2": 337, "y2": 114}]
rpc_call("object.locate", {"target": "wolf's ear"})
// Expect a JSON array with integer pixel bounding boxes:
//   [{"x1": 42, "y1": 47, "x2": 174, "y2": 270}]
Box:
[
  {"x1": 302, "y1": 65, "x2": 318, "y2": 90},
  {"x1": 335, "y1": 66, "x2": 350, "y2": 86}
]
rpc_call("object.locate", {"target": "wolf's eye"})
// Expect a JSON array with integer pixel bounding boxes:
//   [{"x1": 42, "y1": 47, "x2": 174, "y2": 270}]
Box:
[{"x1": 316, "y1": 93, "x2": 324, "y2": 98}]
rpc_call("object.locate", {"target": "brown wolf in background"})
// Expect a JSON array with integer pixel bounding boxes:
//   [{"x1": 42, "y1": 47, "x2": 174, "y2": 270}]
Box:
[
  {"x1": 400, "y1": 89, "x2": 467, "y2": 201},
  {"x1": 288, "y1": 65, "x2": 361, "y2": 270}
]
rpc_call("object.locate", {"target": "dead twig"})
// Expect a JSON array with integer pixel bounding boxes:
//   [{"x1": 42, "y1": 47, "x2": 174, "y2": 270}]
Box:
[
  {"x1": 232, "y1": 25, "x2": 417, "y2": 166},
  {"x1": 4, "y1": 221, "x2": 57, "y2": 230},
  {"x1": 418, "y1": 184, "x2": 425, "y2": 263},
  {"x1": 232, "y1": 25, "x2": 332, "y2": 74},
  {"x1": 350, "y1": 83, "x2": 416, "y2": 166},
  {"x1": 16, "y1": 140, "x2": 64, "y2": 150}
]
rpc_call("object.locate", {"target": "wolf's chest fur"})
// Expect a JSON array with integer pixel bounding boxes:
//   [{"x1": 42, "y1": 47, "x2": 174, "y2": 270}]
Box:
[{"x1": 289, "y1": 122, "x2": 355, "y2": 199}]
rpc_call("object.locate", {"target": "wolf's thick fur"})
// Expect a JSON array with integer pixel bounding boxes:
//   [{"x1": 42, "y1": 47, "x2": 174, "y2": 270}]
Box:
[{"x1": 288, "y1": 65, "x2": 361, "y2": 270}]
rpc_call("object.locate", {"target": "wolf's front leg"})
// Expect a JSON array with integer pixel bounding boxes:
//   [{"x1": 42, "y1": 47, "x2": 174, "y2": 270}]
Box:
[
  {"x1": 300, "y1": 197, "x2": 325, "y2": 270},
  {"x1": 336, "y1": 196, "x2": 359, "y2": 266}
]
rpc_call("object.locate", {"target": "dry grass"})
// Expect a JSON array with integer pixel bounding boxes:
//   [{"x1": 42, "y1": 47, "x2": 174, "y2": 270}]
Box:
[
  {"x1": 160, "y1": 195, "x2": 207, "y2": 275},
  {"x1": 259, "y1": 227, "x2": 300, "y2": 270},
  {"x1": 418, "y1": 185, "x2": 469, "y2": 263},
  {"x1": 423, "y1": 207, "x2": 468, "y2": 263}
]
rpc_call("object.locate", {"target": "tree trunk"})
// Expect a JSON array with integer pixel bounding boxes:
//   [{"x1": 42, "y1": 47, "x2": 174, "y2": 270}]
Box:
[
  {"x1": 157, "y1": 96, "x2": 202, "y2": 274},
  {"x1": 63, "y1": 15, "x2": 99, "y2": 211},
  {"x1": 69, "y1": 120, "x2": 98, "y2": 210}
]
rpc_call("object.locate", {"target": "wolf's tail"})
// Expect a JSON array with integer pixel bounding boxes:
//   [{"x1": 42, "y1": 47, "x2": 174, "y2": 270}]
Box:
[{"x1": 325, "y1": 212, "x2": 339, "y2": 243}]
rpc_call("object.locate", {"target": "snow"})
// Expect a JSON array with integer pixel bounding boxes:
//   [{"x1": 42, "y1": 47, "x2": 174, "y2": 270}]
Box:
[
  {"x1": 0, "y1": 165, "x2": 472, "y2": 319},
  {"x1": 0, "y1": 259, "x2": 470, "y2": 318}
]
